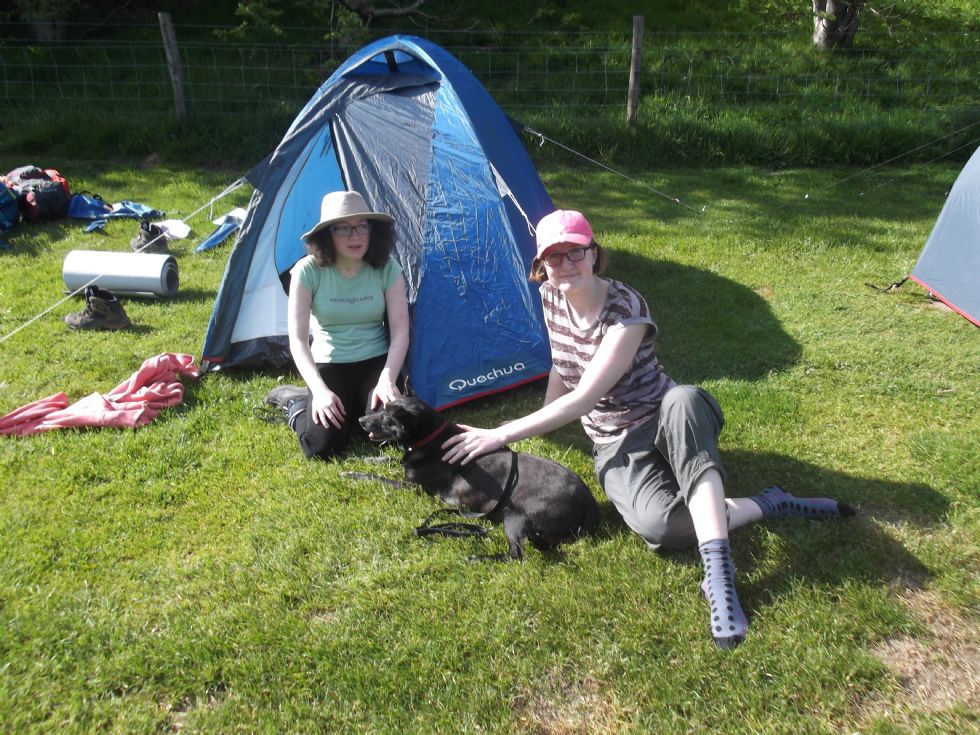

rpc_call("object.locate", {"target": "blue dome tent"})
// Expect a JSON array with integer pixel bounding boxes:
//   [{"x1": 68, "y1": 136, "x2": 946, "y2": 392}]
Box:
[{"x1": 201, "y1": 36, "x2": 556, "y2": 408}]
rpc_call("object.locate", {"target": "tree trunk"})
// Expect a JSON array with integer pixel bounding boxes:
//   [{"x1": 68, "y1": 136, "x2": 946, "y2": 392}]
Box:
[{"x1": 812, "y1": 0, "x2": 862, "y2": 50}]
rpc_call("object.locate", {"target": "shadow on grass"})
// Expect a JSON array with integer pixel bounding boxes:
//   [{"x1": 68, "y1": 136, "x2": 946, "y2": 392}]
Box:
[
  {"x1": 722, "y1": 449, "x2": 949, "y2": 526},
  {"x1": 606, "y1": 251, "x2": 802, "y2": 383},
  {"x1": 0, "y1": 220, "x2": 80, "y2": 256},
  {"x1": 726, "y1": 449, "x2": 944, "y2": 593}
]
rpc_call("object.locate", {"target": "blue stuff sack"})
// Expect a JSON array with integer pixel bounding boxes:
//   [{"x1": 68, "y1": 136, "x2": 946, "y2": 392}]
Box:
[
  {"x1": 67, "y1": 192, "x2": 113, "y2": 220},
  {"x1": 107, "y1": 201, "x2": 164, "y2": 220}
]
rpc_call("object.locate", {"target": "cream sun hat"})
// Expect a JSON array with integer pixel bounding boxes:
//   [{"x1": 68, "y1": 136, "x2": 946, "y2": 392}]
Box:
[{"x1": 301, "y1": 191, "x2": 394, "y2": 240}]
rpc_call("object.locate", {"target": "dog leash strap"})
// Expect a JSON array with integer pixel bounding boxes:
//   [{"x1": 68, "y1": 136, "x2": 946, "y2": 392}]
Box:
[{"x1": 480, "y1": 450, "x2": 519, "y2": 518}]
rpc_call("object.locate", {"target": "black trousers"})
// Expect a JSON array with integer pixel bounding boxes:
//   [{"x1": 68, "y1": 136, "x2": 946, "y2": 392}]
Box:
[{"x1": 292, "y1": 353, "x2": 388, "y2": 460}]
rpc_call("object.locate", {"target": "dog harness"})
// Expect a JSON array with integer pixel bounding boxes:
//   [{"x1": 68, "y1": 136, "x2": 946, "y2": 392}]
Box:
[{"x1": 415, "y1": 448, "x2": 520, "y2": 540}]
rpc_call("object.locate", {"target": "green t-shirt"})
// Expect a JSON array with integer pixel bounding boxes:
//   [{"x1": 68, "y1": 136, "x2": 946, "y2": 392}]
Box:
[{"x1": 293, "y1": 255, "x2": 402, "y2": 363}]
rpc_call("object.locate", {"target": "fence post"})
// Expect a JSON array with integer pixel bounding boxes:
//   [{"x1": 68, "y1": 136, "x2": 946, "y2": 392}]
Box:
[
  {"x1": 626, "y1": 15, "x2": 644, "y2": 127},
  {"x1": 158, "y1": 12, "x2": 186, "y2": 120}
]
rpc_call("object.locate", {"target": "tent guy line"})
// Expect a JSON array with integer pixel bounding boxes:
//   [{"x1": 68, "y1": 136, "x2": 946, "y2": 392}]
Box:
[
  {"x1": 524, "y1": 126, "x2": 706, "y2": 214},
  {"x1": 802, "y1": 117, "x2": 980, "y2": 200},
  {"x1": 0, "y1": 178, "x2": 247, "y2": 345},
  {"x1": 849, "y1": 135, "x2": 980, "y2": 198}
]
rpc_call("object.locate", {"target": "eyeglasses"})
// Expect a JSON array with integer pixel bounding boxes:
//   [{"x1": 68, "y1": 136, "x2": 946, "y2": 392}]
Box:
[
  {"x1": 330, "y1": 222, "x2": 372, "y2": 238},
  {"x1": 541, "y1": 245, "x2": 594, "y2": 267}
]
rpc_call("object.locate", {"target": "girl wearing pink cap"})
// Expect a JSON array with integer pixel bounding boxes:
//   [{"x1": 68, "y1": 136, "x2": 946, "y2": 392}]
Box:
[{"x1": 443, "y1": 208, "x2": 853, "y2": 649}]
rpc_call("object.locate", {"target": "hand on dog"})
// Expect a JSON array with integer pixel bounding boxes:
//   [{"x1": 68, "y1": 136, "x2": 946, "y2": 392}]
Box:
[
  {"x1": 369, "y1": 370, "x2": 402, "y2": 409},
  {"x1": 311, "y1": 388, "x2": 346, "y2": 429},
  {"x1": 442, "y1": 425, "x2": 506, "y2": 465}
]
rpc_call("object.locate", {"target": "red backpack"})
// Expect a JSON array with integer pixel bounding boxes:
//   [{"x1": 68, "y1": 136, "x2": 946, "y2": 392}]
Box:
[{"x1": 1, "y1": 166, "x2": 72, "y2": 222}]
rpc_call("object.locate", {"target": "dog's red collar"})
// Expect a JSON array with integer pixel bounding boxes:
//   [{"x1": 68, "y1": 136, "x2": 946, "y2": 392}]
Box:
[{"x1": 411, "y1": 422, "x2": 448, "y2": 450}]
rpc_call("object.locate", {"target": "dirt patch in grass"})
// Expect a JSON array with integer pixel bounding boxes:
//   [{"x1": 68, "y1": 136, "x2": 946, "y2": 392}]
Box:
[
  {"x1": 513, "y1": 673, "x2": 627, "y2": 734},
  {"x1": 864, "y1": 586, "x2": 979, "y2": 723},
  {"x1": 307, "y1": 606, "x2": 341, "y2": 625},
  {"x1": 164, "y1": 682, "x2": 227, "y2": 732}
]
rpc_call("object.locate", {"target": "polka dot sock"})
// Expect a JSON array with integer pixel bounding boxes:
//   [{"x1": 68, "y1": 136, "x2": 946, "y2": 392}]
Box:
[
  {"x1": 751, "y1": 485, "x2": 855, "y2": 521},
  {"x1": 698, "y1": 538, "x2": 748, "y2": 650}
]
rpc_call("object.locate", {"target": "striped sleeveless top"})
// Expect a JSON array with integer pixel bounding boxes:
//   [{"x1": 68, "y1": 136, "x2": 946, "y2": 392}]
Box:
[{"x1": 541, "y1": 278, "x2": 674, "y2": 444}]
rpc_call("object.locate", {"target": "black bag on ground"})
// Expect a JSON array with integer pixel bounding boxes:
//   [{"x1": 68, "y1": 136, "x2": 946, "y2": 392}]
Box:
[{"x1": 1, "y1": 166, "x2": 71, "y2": 221}]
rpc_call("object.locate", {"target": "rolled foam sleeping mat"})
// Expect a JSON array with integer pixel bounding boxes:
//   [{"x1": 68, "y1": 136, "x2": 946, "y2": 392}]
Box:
[{"x1": 62, "y1": 250, "x2": 179, "y2": 298}]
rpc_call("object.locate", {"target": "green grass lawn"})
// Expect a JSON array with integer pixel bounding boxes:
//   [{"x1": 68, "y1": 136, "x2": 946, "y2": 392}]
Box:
[{"x1": 0, "y1": 159, "x2": 976, "y2": 733}]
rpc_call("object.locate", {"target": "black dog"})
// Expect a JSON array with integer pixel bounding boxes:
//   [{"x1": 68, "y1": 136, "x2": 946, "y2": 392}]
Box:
[{"x1": 359, "y1": 396, "x2": 599, "y2": 560}]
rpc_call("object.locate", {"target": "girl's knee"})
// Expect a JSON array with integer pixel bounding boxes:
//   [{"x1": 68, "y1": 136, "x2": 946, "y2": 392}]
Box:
[
  {"x1": 660, "y1": 384, "x2": 724, "y2": 434},
  {"x1": 660, "y1": 385, "x2": 701, "y2": 415},
  {"x1": 628, "y1": 510, "x2": 698, "y2": 551},
  {"x1": 639, "y1": 524, "x2": 697, "y2": 551},
  {"x1": 299, "y1": 429, "x2": 349, "y2": 460}
]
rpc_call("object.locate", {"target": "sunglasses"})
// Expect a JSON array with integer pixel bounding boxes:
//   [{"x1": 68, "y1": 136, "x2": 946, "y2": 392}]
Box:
[
  {"x1": 330, "y1": 222, "x2": 372, "y2": 238},
  {"x1": 541, "y1": 245, "x2": 594, "y2": 267}
]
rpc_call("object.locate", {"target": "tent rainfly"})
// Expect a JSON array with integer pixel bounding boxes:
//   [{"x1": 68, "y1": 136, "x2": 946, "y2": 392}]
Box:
[{"x1": 201, "y1": 35, "x2": 557, "y2": 408}]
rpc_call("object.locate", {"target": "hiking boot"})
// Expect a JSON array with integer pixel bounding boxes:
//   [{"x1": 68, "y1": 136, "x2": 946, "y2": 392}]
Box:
[
  {"x1": 265, "y1": 384, "x2": 307, "y2": 409},
  {"x1": 65, "y1": 286, "x2": 131, "y2": 330},
  {"x1": 130, "y1": 218, "x2": 169, "y2": 254},
  {"x1": 255, "y1": 384, "x2": 307, "y2": 426}
]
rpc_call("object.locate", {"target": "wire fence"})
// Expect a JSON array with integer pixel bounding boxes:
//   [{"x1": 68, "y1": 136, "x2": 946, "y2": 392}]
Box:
[{"x1": 1, "y1": 25, "x2": 978, "y2": 119}]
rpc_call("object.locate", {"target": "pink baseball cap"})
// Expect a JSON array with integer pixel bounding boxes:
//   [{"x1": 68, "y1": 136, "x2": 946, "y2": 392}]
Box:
[{"x1": 535, "y1": 209, "x2": 594, "y2": 258}]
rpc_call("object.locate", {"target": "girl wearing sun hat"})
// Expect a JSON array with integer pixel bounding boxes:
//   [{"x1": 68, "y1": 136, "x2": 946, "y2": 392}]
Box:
[
  {"x1": 443, "y1": 208, "x2": 854, "y2": 649},
  {"x1": 265, "y1": 191, "x2": 409, "y2": 460}
]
